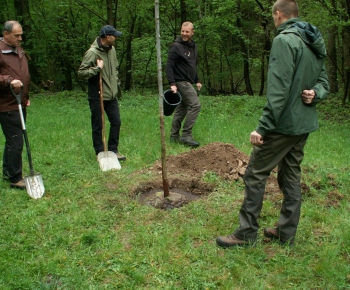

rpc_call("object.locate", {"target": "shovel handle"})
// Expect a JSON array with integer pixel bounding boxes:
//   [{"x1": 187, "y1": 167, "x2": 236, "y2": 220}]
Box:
[
  {"x1": 10, "y1": 84, "x2": 35, "y2": 176},
  {"x1": 99, "y1": 72, "x2": 108, "y2": 153},
  {"x1": 10, "y1": 84, "x2": 24, "y2": 105}
]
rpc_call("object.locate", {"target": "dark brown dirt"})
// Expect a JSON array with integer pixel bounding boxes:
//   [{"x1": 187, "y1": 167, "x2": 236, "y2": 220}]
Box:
[
  {"x1": 133, "y1": 141, "x2": 347, "y2": 210},
  {"x1": 135, "y1": 142, "x2": 283, "y2": 209}
]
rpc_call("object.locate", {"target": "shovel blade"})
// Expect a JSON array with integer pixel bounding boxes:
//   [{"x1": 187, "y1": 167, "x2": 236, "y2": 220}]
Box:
[
  {"x1": 24, "y1": 174, "x2": 45, "y2": 199},
  {"x1": 97, "y1": 151, "x2": 121, "y2": 171}
]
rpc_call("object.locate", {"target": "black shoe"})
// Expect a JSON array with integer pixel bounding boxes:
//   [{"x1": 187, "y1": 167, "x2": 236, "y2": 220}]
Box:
[
  {"x1": 263, "y1": 228, "x2": 292, "y2": 246},
  {"x1": 10, "y1": 179, "x2": 26, "y2": 190},
  {"x1": 3, "y1": 170, "x2": 10, "y2": 181},
  {"x1": 170, "y1": 136, "x2": 180, "y2": 143},
  {"x1": 216, "y1": 234, "x2": 251, "y2": 248},
  {"x1": 179, "y1": 137, "x2": 200, "y2": 147}
]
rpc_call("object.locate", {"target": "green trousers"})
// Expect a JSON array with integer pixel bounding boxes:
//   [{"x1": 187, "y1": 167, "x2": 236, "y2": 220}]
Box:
[
  {"x1": 233, "y1": 133, "x2": 309, "y2": 243},
  {"x1": 170, "y1": 81, "x2": 201, "y2": 138}
]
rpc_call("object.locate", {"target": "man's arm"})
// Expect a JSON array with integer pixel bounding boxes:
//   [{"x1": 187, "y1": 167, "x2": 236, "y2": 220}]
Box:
[
  {"x1": 78, "y1": 50, "x2": 101, "y2": 79},
  {"x1": 256, "y1": 37, "x2": 294, "y2": 136},
  {"x1": 310, "y1": 64, "x2": 329, "y2": 104},
  {"x1": 165, "y1": 44, "x2": 178, "y2": 87}
]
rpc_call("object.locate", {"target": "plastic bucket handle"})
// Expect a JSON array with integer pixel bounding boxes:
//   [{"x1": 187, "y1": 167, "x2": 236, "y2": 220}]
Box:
[{"x1": 163, "y1": 90, "x2": 182, "y2": 116}]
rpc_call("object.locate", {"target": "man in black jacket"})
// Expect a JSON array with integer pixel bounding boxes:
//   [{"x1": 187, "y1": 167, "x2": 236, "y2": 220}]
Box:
[{"x1": 166, "y1": 22, "x2": 202, "y2": 147}]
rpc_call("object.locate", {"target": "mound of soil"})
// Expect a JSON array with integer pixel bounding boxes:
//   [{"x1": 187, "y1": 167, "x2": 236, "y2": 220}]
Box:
[{"x1": 136, "y1": 142, "x2": 283, "y2": 209}]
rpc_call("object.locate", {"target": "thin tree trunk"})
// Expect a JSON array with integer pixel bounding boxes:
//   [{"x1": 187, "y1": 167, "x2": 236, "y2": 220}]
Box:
[
  {"x1": 155, "y1": 0, "x2": 169, "y2": 197},
  {"x1": 180, "y1": 0, "x2": 187, "y2": 24},
  {"x1": 328, "y1": 0, "x2": 338, "y2": 94},
  {"x1": 236, "y1": 0, "x2": 254, "y2": 96},
  {"x1": 124, "y1": 15, "x2": 136, "y2": 91}
]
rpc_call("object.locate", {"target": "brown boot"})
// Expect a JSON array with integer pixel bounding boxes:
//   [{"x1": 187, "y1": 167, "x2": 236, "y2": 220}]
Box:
[
  {"x1": 216, "y1": 234, "x2": 250, "y2": 248},
  {"x1": 10, "y1": 179, "x2": 26, "y2": 190},
  {"x1": 116, "y1": 153, "x2": 126, "y2": 161},
  {"x1": 263, "y1": 228, "x2": 291, "y2": 245}
]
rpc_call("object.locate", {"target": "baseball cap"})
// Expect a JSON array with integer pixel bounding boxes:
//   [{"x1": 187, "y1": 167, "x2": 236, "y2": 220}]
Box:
[{"x1": 99, "y1": 25, "x2": 122, "y2": 38}]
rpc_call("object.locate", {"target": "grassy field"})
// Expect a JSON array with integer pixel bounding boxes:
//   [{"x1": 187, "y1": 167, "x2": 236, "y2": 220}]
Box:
[{"x1": 0, "y1": 90, "x2": 349, "y2": 289}]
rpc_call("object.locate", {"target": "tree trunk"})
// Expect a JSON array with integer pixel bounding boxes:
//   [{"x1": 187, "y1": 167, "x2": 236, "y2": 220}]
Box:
[
  {"x1": 124, "y1": 15, "x2": 136, "y2": 91},
  {"x1": 180, "y1": 0, "x2": 187, "y2": 25},
  {"x1": 13, "y1": 0, "x2": 40, "y2": 84},
  {"x1": 342, "y1": 26, "x2": 350, "y2": 105},
  {"x1": 255, "y1": 0, "x2": 271, "y2": 96},
  {"x1": 106, "y1": 0, "x2": 119, "y2": 25},
  {"x1": 327, "y1": 0, "x2": 338, "y2": 94},
  {"x1": 236, "y1": 4, "x2": 254, "y2": 96}
]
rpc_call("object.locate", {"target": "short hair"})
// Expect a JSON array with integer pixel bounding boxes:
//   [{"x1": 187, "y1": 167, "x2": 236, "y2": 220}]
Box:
[
  {"x1": 182, "y1": 21, "x2": 194, "y2": 30},
  {"x1": 272, "y1": 0, "x2": 299, "y2": 18},
  {"x1": 2, "y1": 20, "x2": 21, "y2": 34}
]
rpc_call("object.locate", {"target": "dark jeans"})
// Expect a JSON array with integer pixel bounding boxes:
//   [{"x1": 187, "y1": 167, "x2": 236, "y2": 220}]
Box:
[
  {"x1": 89, "y1": 99, "x2": 121, "y2": 155},
  {"x1": 0, "y1": 110, "x2": 26, "y2": 183},
  {"x1": 170, "y1": 81, "x2": 201, "y2": 138},
  {"x1": 233, "y1": 133, "x2": 309, "y2": 243}
]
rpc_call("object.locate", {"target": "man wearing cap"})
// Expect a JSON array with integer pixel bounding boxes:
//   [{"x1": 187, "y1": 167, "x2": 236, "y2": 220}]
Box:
[
  {"x1": 78, "y1": 25, "x2": 126, "y2": 161},
  {"x1": 166, "y1": 21, "x2": 202, "y2": 148}
]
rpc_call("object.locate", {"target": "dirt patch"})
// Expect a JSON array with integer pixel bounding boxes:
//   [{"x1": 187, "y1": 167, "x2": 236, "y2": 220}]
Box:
[
  {"x1": 134, "y1": 142, "x2": 284, "y2": 208},
  {"x1": 132, "y1": 142, "x2": 344, "y2": 211}
]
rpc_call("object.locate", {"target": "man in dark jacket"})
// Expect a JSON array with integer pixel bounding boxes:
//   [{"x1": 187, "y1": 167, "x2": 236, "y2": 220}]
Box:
[
  {"x1": 0, "y1": 21, "x2": 31, "y2": 190},
  {"x1": 166, "y1": 22, "x2": 202, "y2": 147},
  {"x1": 78, "y1": 25, "x2": 126, "y2": 161},
  {"x1": 216, "y1": 0, "x2": 329, "y2": 247}
]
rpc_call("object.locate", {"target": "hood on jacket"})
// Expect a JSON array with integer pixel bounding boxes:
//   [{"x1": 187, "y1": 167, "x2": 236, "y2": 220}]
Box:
[
  {"x1": 90, "y1": 37, "x2": 112, "y2": 52},
  {"x1": 277, "y1": 18, "x2": 327, "y2": 58},
  {"x1": 174, "y1": 36, "x2": 196, "y2": 47}
]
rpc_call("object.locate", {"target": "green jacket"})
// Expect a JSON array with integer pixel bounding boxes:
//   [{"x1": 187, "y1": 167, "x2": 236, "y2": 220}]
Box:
[
  {"x1": 256, "y1": 18, "x2": 329, "y2": 136},
  {"x1": 78, "y1": 37, "x2": 120, "y2": 101}
]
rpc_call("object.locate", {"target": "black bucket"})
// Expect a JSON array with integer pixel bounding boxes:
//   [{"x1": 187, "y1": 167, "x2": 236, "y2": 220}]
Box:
[{"x1": 163, "y1": 90, "x2": 182, "y2": 116}]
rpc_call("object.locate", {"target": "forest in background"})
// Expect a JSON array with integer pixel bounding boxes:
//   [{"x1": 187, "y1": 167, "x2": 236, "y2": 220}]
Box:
[{"x1": 1, "y1": 0, "x2": 350, "y2": 103}]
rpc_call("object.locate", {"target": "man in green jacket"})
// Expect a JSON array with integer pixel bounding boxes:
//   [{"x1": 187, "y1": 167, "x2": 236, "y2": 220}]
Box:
[
  {"x1": 78, "y1": 25, "x2": 125, "y2": 161},
  {"x1": 217, "y1": 0, "x2": 329, "y2": 247}
]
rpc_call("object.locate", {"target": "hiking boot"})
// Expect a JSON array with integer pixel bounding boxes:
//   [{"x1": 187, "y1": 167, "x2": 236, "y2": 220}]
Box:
[
  {"x1": 263, "y1": 228, "x2": 291, "y2": 245},
  {"x1": 216, "y1": 234, "x2": 250, "y2": 248},
  {"x1": 116, "y1": 153, "x2": 126, "y2": 161},
  {"x1": 179, "y1": 136, "x2": 200, "y2": 148},
  {"x1": 169, "y1": 136, "x2": 180, "y2": 143},
  {"x1": 10, "y1": 179, "x2": 26, "y2": 190}
]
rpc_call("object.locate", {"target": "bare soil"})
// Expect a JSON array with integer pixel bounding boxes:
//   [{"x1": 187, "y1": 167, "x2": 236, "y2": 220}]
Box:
[{"x1": 135, "y1": 142, "x2": 284, "y2": 209}]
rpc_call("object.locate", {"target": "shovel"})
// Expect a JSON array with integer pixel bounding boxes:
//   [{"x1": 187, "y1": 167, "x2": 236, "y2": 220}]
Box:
[
  {"x1": 97, "y1": 72, "x2": 121, "y2": 171},
  {"x1": 11, "y1": 85, "x2": 45, "y2": 199}
]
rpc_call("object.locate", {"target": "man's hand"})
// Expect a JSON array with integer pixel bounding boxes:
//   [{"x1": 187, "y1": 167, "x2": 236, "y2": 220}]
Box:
[
  {"x1": 196, "y1": 82, "x2": 202, "y2": 91},
  {"x1": 170, "y1": 85, "x2": 177, "y2": 93},
  {"x1": 250, "y1": 130, "x2": 263, "y2": 146},
  {"x1": 302, "y1": 89, "x2": 315, "y2": 104},
  {"x1": 96, "y1": 59, "x2": 104, "y2": 70},
  {"x1": 10, "y1": 79, "x2": 23, "y2": 88}
]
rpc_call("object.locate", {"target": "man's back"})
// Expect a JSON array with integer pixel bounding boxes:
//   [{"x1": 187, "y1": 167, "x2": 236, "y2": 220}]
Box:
[{"x1": 258, "y1": 18, "x2": 329, "y2": 136}]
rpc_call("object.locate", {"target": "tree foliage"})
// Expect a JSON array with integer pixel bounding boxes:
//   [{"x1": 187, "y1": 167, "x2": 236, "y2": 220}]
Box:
[{"x1": 1, "y1": 0, "x2": 348, "y2": 99}]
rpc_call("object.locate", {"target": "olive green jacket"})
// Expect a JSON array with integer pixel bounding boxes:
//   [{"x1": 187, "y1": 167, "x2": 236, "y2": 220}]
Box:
[
  {"x1": 78, "y1": 38, "x2": 120, "y2": 101},
  {"x1": 256, "y1": 18, "x2": 329, "y2": 136}
]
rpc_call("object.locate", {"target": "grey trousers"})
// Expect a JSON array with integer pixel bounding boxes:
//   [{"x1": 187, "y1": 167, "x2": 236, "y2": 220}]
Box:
[
  {"x1": 170, "y1": 81, "x2": 201, "y2": 138},
  {"x1": 233, "y1": 133, "x2": 309, "y2": 243}
]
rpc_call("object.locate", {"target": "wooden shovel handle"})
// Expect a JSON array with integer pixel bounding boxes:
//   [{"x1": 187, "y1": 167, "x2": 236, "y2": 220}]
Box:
[{"x1": 99, "y1": 72, "x2": 107, "y2": 152}]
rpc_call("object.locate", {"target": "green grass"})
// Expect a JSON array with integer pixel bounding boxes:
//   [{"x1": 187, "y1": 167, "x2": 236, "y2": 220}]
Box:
[{"x1": 0, "y1": 91, "x2": 349, "y2": 289}]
